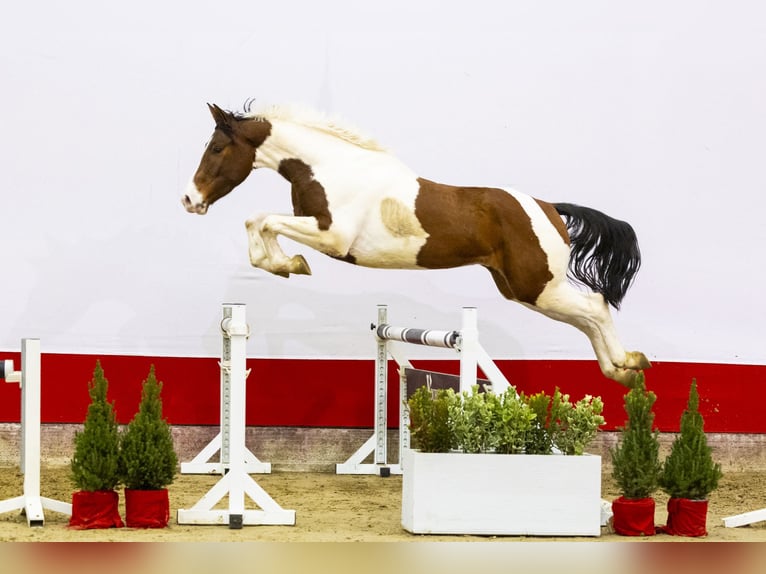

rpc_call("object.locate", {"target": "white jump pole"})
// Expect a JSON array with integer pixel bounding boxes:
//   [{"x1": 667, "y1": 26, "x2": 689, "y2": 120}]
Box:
[
  {"x1": 723, "y1": 507, "x2": 766, "y2": 528},
  {"x1": 336, "y1": 305, "x2": 512, "y2": 476},
  {"x1": 0, "y1": 339, "x2": 72, "y2": 526},
  {"x1": 177, "y1": 304, "x2": 295, "y2": 528}
]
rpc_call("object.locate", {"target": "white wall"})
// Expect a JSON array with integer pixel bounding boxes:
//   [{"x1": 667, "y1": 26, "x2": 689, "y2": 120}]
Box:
[{"x1": 2, "y1": 1, "x2": 764, "y2": 364}]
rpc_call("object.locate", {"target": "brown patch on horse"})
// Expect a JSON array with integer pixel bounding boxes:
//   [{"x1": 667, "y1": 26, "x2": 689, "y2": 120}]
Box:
[
  {"x1": 278, "y1": 159, "x2": 333, "y2": 230},
  {"x1": 414, "y1": 178, "x2": 553, "y2": 304},
  {"x1": 191, "y1": 110, "x2": 274, "y2": 208},
  {"x1": 380, "y1": 198, "x2": 427, "y2": 238},
  {"x1": 236, "y1": 116, "x2": 273, "y2": 149}
]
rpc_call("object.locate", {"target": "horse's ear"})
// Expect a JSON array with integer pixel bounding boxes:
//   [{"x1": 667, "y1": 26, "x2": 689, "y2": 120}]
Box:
[{"x1": 208, "y1": 103, "x2": 233, "y2": 130}]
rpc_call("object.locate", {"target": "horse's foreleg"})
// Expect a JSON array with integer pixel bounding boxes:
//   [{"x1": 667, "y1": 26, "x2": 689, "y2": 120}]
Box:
[
  {"x1": 244, "y1": 214, "x2": 312, "y2": 277},
  {"x1": 245, "y1": 213, "x2": 356, "y2": 277},
  {"x1": 530, "y1": 284, "x2": 650, "y2": 387}
]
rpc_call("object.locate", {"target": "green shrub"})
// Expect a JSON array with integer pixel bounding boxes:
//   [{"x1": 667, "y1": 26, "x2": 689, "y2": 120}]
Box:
[
  {"x1": 524, "y1": 391, "x2": 554, "y2": 454},
  {"x1": 494, "y1": 388, "x2": 536, "y2": 454},
  {"x1": 610, "y1": 373, "x2": 662, "y2": 499},
  {"x1": 552, "y1": 394, "x2": 605, "y2": 456},
  {"x1": 450, "y1": 386, "x2": 502, "y2": 453},
  {"x1": 407, "y1": 382, "x2": 603, "y2": 455},
  {"x1": 118, "y1": 366, "x2": 177, "y2": 490},
  {"x1": 407, "y1": 385, "x2": 456, "y2": 453},
  {"x1": 70, "y1": 361, "x2": 121, "y2": 492},
  {"x1": 659, "y1": 379, "x2": 722, "y2": 499}
]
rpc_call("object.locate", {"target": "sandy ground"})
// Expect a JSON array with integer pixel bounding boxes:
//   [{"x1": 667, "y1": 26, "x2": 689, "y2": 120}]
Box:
[{"x1": 0, "y1": 465, "x2": 765, "y2": 542}]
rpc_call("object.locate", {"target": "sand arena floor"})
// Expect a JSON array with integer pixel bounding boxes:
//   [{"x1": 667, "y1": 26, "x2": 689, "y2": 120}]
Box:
[{"x1": 0, "y1": 465, "x2": 765, "y2": 542}]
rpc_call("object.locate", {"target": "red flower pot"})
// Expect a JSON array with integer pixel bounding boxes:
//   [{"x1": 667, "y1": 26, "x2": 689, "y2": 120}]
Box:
[
  {"x1": 69, "y1": 490, "x2": 124, "y2": 529},
  {"x1": 612, "y1": 496, "x2": 656, "y2": 536},
  {"x1": 124, "y1": 488, "x2": 170, "y2": 528},
  {"x1": 663, "y1": 498, "x2": 709, "y2": 537}
]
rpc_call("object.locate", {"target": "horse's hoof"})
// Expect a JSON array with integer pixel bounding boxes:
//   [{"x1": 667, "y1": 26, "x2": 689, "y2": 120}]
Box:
[
  {"x1": 274, "y1": 270, "x2": 290, "y2": 278},
  {"x1": 613, "y1": 368, "x2": 643, "y2": 389},
  {"x1": 625, "y1": 351, "x2": 652, "y2": 370},
  {"x1": 291, "y1": 254, "x2": 312, "y2": 275}
]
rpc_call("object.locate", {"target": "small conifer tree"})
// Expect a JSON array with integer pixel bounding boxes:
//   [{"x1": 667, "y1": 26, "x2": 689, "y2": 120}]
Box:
[
  {"x1": 118, "y1": 365, "x2": 178, "y2": 490},
  {"x1": 71, "y1": 361, "x2": 121, "y2": 492},
  {"x1": 610, "y1": 373, "x2": 662, "y2": 499},
  {"x1": 659, "y1": 379, "x2": 723, "y2": 499}
]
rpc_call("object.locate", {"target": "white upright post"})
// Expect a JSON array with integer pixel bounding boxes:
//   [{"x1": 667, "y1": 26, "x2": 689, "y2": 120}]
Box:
[
  {"x1": 180, "y1": 304, "x2": 271, "y2": 475},
  {"x1": 373, "y1": 305, "x2": 388, "y2": 468},
  {"x1": 336, "y1": 304, "x2": 404, "y2": 476},
  {"x1": 0, "y1": 339, "x2": 72, "y2": 526},
  {"x1": 458, "y1": 307, "x2": 478, "y2": 394},
  {"x1": 177, "y1": 304, "x2": 295, "y2": 528}
]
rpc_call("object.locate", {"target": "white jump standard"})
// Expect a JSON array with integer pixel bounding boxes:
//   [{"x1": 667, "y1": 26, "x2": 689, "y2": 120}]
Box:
[
  {"x1": 0, "y1": 339, "x2": 72, "y2": 527},
  {"x1": 336, "y1": 305, "x2": 511, "y2": 476},
  {"x1": 177, "y1": 304, "x2": 295, "y2": 528},
  {"x1": 180, "y1": 309, "x2": 271, "y2": 475}
]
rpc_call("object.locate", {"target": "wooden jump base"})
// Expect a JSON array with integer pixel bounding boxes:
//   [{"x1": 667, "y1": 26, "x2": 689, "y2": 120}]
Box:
[
  {"x1": 336, "y1": 305, "x2": 512, "y2": 476},
  {"x1": 177, "y1": 304, "x2": 295, "y2": 528},
  {"x1": 0, "y1": 339, "x2": 72, "y2": 527}
]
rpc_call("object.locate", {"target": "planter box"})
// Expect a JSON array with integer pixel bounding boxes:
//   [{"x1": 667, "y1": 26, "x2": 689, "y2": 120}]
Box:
[{"x1": 402, "y1": 449, "x2": 602, "y2": 536}]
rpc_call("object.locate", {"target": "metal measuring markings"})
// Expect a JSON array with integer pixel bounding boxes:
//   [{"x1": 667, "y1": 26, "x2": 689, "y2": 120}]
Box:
[
  {"x1": 220, "y1": 305, "x2": 233, "y2": 469},
  {"x1": 374, "y1": 305, "x2": 389, "y2": 468}
]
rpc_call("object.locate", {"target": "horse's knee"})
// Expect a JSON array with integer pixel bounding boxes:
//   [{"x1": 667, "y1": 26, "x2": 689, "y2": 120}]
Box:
[{"x1": 245, "y1": 213, "x2": 267, "y2": 232}]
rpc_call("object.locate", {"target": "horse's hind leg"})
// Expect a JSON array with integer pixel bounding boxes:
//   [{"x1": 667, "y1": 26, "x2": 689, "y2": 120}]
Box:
[{"x1": 527, "y1": 281, "x2": 650, "y2": 387}]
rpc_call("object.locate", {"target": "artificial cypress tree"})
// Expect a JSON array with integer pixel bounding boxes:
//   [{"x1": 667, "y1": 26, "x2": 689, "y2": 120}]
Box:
[
  {"x1": 610, "y1": 372, "x2": 662, "y2": 500},
  {"x1": 118, "y1": 365, "x2": 177, "y2": 490},
  {"x1": 659, "y1": 379, "x2": 722, "y2": 500},
  {"x1": 70, "y1": 361, "x2": 121, "y2": 492}
]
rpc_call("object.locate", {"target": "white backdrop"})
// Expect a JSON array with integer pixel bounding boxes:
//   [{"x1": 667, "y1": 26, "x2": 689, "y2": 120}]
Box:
[{"x1": 2, "y1": 1, "x2": 764, "y2": 364}]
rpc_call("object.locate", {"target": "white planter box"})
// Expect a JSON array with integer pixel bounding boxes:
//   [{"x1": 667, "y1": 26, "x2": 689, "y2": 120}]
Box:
[{"x1": 402, "y1": 449, "x2": 602, "y2": 536}]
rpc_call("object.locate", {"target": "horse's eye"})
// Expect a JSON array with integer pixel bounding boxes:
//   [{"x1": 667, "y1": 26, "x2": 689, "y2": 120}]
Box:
[{"x1": 212, "y1": 145, "x2": 224, "y2": 154}]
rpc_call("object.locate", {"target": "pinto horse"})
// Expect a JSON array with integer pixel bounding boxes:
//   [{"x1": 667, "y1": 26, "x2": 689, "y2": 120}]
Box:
[{"x1": 182, "y1": 103, "x2": 650, "y2": 386}]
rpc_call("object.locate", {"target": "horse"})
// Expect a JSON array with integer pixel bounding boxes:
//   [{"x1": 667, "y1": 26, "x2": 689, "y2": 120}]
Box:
[{"x1": 182, "y1": 103, "x2": 650, "y2": 387}]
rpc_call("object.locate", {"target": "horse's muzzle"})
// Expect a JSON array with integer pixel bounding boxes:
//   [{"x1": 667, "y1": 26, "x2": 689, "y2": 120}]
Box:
[{"x1": 182, "y1": 195, "x2": 209, "y2": 215}]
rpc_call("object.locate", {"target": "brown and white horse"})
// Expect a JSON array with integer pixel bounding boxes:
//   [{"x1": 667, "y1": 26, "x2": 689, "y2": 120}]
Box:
[{"x1": 182, "y1": 103, "x2": 650, "y2": 386}]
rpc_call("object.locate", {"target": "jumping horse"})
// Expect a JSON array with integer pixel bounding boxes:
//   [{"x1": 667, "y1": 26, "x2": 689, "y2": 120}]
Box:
[{"x1": 182, "y1": 103, "x2": 650, "y2": 387}]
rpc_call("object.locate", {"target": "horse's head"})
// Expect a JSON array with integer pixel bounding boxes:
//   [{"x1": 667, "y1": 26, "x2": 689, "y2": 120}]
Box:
[{"x1": 182, "y1": 103, "x2": 272, "y2": 215}]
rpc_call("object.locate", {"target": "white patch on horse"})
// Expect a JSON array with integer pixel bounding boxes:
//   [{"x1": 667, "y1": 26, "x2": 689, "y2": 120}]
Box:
[
  {"x1": 344, "y1": 180, "x2": 428, "y2": 269},
  {"x1": 504, "y1": 188, "x2": 571, "y2": 288},
  {"x1": 249, "y1": 104, "x2": 386, "y2": 152},
  {"x1": 183, "y1": 181, "x2": 208, "y2": 214},
  {"x1": 250, "y1": 116, "x2": 427, "y2": 269}
]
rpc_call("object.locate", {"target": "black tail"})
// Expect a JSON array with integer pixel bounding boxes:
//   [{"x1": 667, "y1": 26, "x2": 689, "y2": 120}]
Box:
[{"x1": 554, "y1": 203, "x2": 641, "y2": 309}]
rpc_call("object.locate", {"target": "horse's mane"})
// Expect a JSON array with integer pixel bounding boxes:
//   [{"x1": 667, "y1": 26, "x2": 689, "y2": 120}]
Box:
[{"x1": 241, "y1": 103, "x2": 387, "y2": 152}]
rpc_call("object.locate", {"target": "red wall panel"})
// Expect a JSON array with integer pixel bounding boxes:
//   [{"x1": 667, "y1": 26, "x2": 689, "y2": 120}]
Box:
[{"x1": 0, "y1": 354, "x2": 761, "y2": 433}]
